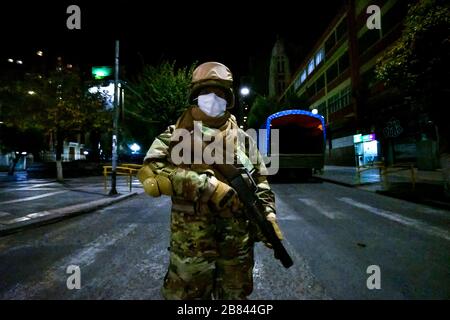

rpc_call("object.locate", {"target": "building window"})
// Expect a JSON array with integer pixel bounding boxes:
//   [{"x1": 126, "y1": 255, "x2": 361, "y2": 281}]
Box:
[
  {"x1": 277, "y1": 58, "x2": 285, "y2": 73},
  {"x1": 340, "y1": 86, "x2": 352, "y2": 108},
  {"x1": 307, "y1": 84, "x2": 316, "y2": 97},
  {"x1": 308, "y1": 59, "x2": 315, "y2": 75},
  {"x1": 317, "y1": 101, "x2": 327, "y2": 121},
  {"x1": 328, "y1": 93, "x2": 340, "y2": 113},
  {"x1": 315, "y1": 48, "x2": 325, "y2": 67},
  {"x1": 326, "y1": 61, "x2": 338, "y2": 84},
  {"x1": 358, "y1": 29, "x2": 381, "y2": 55},
  {"x1": 328, "y1": 86, "x2": 352, "y2": 114},
  {"x1": 294, "y1": 76, "x2": 302, "y2": 91},
  {"x1": 300, "y1": 69, "x2": 307, "y2": 83},
  {"x1": 338, "y1": 52, "x2": 350, "y2": 73},
  {"x1": 325, "y1": 32, "x2": 337, "y2": 55},
  {"x1": 278, "y1": 81, "x2": 285, "y2": 94},
  {"x1": 336, "y1": 17, "x2": 347, "y2": 42},
  {"x1": 316, "y1": 74, "x2": 325, "y2": 93}
]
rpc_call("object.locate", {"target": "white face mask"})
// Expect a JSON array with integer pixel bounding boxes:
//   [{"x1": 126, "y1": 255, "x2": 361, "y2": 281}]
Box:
[{"x1": 197, "y1": 93, "x2": 227, "y2": 117}]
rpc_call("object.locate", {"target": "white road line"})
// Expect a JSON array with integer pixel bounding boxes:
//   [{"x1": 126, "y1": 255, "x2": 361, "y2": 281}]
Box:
[
  {"x1": 0, "y1": 211, "x2": 11, "y2": 217},
  {"x1": 338, "y1": 197, "x2": 450, "y2": 242},
  {"x1": 298, "y1": 198, "x2": 344, "y2": 219},
  {"x1": 0, "y1": 224, "x2": 138, "y2": 299},
  {"x1": 66, "y1": 223, "x2": 138, "y2": 267},
  {"x1": 18, "y1": 182, "x2": 60, "y2": 190},
  {"x1": 0, "y1": 190, "x2": 68, "y2": 205}
]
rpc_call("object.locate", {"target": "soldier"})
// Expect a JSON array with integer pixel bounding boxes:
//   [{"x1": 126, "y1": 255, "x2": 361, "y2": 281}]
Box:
[{"x1": 138, "y1": 62, "x2": 280, "y2": 299}]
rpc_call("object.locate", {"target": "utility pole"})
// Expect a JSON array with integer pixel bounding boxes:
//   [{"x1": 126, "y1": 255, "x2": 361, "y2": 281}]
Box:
[{"x1": 109, "y1": 40, "x2": 120, "y2": 195}]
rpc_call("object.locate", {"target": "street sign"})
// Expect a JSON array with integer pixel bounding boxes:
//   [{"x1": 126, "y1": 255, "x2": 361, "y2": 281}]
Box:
[{"x1": 92, "y1": 66, "x2": 113, "y2": 80}]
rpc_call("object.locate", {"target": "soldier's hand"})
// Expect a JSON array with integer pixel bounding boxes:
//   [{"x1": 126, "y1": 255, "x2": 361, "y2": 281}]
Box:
[
  {"x1": 266, "y1": 212, "x2": 283, "y2": 240},
  {"x1": 209, "y1": 177, "x2": 239, "y2": 210},
  {"x1": 138, "y1": 165, "x2": 173, "y2": 197}
]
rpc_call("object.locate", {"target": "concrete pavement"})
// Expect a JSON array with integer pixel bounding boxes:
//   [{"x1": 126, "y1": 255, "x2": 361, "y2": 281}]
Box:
[
  {"x1": 0, "y1": 173, "x2": 143, "y2": 237},
  {"x1": 1, "y1": 181, "x2": 449, "y2": 299},
  {"x1": 314, "y1": 165, "x2": 450, "y2": 210}
]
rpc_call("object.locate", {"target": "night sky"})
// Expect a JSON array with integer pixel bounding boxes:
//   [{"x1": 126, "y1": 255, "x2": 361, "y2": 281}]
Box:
[{"x1": 2, "y1": 0, "x2": 345, "y2": 84}]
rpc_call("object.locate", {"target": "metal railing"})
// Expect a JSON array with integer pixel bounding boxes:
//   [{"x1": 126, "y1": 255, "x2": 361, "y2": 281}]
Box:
[
  {"x1": 356, "y1": 161, "x2": 416, "y2": 190},
  {"x1": 103, "y1": 163, "x2": 142, "y2": 192},
  {"x1": 381, "y1": 162, "x2": 416, "y2": 191}
]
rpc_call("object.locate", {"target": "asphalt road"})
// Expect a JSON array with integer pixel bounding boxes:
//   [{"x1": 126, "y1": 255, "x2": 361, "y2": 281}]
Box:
[{"x1": 0, "y1": 181, "x2": 449, "y2": 299}]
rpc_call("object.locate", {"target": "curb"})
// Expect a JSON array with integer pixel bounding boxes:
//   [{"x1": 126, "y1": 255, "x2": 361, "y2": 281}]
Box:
[
  {"x1": 375, "y1": 190, "x2": 450, "y2": 211},
  {"x1": 314, "y1": 175, "x2": 450, "y2": 211},
  {"x1": 313, "y1": 175, "x2": 358, "y2": 188},
  {"x1": 313, "y1": 175, "x2": 383, "y2": 188},
  {"x1": 0, "y1": 192, "x2": 139, "y2": 237}
]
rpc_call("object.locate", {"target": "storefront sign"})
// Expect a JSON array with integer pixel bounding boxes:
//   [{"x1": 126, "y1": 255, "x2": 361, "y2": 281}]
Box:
[{"x1": 383, "y1": 118, "x2": 403, "y2": 138}]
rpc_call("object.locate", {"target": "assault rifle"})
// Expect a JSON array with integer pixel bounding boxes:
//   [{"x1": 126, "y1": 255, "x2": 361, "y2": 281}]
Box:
[{"x1": 215, "y1": 163, "x2": 294, "y2": 269}]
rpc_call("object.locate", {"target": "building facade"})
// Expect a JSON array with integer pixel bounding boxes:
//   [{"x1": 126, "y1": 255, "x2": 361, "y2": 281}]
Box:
[{"x1": 279, "y1": 0, "x2": 431, "y2": 168}]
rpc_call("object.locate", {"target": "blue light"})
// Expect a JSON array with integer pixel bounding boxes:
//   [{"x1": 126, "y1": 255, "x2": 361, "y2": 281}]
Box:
[{"x1": 264, "y1": 109, "x2": 327, "y2": 155}]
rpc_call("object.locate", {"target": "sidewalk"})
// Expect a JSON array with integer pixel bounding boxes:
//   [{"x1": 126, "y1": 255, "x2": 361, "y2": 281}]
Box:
[
  {"x1": 314, "y1": 165, "x2": 450, "y2": 210},
  {"x1": 0, "y1": 172, "x2": 143, "y2": 236}
]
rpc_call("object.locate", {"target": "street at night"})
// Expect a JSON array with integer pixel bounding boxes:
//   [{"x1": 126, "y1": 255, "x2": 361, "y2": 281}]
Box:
[
  {"x1": 1, "y1": 179, "x2": 449, "y2": 299},
  {"x1": 1, "y1": 0, "x2": 450, "y2": 309}
]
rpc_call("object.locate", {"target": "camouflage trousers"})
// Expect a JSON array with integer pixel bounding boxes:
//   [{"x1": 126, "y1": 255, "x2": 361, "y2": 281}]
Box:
[{"x1": 162, "y1": 198, "x2": 254, "y2": 300}]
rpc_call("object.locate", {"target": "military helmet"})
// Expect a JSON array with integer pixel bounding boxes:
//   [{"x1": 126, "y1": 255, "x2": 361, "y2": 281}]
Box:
[{"x1": 190, "y1": 62, "x2": 235, "y2": 109}]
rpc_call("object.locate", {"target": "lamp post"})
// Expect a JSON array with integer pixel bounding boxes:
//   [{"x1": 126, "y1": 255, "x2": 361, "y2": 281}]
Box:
[
  {"x1": 238, "y1": 87, "x2": 251, "y2": 129},
  {"x1": 109, "y1": 40, "x2": 120, "y2": 195}
]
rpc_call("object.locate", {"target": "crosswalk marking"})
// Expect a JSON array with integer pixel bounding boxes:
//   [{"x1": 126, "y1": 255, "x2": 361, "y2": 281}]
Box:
[
  {"x1": 298, "y1": 198, "x2": 344, "y2": 219},
  {"x1": 338, "y1": 197, "x2": 450, "y2": 242},
  {"x1": 0, "y1": 190, "x2": 68, "y2": 205},
  {"x1": 0, "y1": 212, "x2": 11, "y2": 218}
]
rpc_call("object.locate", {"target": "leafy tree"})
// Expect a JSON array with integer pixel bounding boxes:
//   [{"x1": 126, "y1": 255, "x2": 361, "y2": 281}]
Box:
[
  {"x1": 247, "y1": 96, "x2": 281, "y2": 129},
  {"x1": 0, "y1": 61, "x2": 111, "y2": 180},
  {"x1": 375, "y1": 0, "x2": 450, "y2": 195},
  {"x1": 247, "y1": 88, "x2": 310, "y2": 129},
  {"x1": 123, "y1": 61, "x2": 196, "y2": 151}
]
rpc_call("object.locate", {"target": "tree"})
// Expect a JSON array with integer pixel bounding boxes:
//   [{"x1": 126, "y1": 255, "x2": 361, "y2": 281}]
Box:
[
  {"x1": 375, "y1": 0, "x2": 450, "y2": 196},
  {"x1": 123, "y1": 61, "x2": 196, "y2": 151},
  {"x1": 247, "y1": 88, "x2": 310, "y2": 129},
  {"x1": 0, "y1": 61, "x2": 111, "y2": 180},
  {"x1": 247, "y1": 96, "x2": 280, "y2": 129}
]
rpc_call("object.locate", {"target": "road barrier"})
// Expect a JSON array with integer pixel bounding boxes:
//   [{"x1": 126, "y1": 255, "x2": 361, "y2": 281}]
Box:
[
  {"x1": 103, "y1": 163, "x2": 142, "y2": 192},
  {"x1": 356, "y1": 161, "x2": 416, "y2": 190},
  {"x1": 381, "y1": 162, "x2": 416, "y2": 191}
]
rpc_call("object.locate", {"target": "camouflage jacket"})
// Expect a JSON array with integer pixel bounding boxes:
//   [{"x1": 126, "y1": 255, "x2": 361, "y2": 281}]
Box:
[{"x1": 142, "y1": 106, "x2": 276, "y2": 217}]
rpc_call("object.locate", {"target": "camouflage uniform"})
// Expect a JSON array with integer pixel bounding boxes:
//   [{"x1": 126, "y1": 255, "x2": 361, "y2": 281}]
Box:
[{"x1": 140, "y1": 63, "x2": 276, "y2": 300}]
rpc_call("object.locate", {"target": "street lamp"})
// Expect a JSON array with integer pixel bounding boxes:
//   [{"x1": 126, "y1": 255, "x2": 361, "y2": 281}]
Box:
[
  {"x1": 129, "y1": 143, "x2": 141, "y2": 154},
  {"x1": 28, "y1": 91, "x2": 36, "y2": 95},
  {"x1": 240, "y1": 87, "x2": 250, "y2": 96},
  {"x1": 311, "y1": 108, "x2": 318, "y2": 115}
]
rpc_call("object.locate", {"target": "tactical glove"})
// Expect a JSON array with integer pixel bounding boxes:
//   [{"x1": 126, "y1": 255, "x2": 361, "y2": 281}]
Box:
[
  {"x1": 137, "y1": 165, "x2": 173, "y2": 197},
  {"x1": 208, "y1": 176, "x2": 240, "y2": 211},
  {"x1": 254, "y1": 212, "x2": 283, "y2": 249}
]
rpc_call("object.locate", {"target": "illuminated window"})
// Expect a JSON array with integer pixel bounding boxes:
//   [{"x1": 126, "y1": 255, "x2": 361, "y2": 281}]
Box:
[
  {"x1": 315, "y1": 48, "x2": 325, "y2": 66},
  {"x1": 300, "y1": 69, "x2": 307, "y2": 82},
  {"x1": 308, "y1": 59, "x2": 315, "y2": 75}
]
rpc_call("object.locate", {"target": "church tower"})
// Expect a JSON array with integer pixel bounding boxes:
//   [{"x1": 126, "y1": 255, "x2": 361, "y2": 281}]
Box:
[{"x1": 269, "y1": 37, "x2": 291, "y2": 98}]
